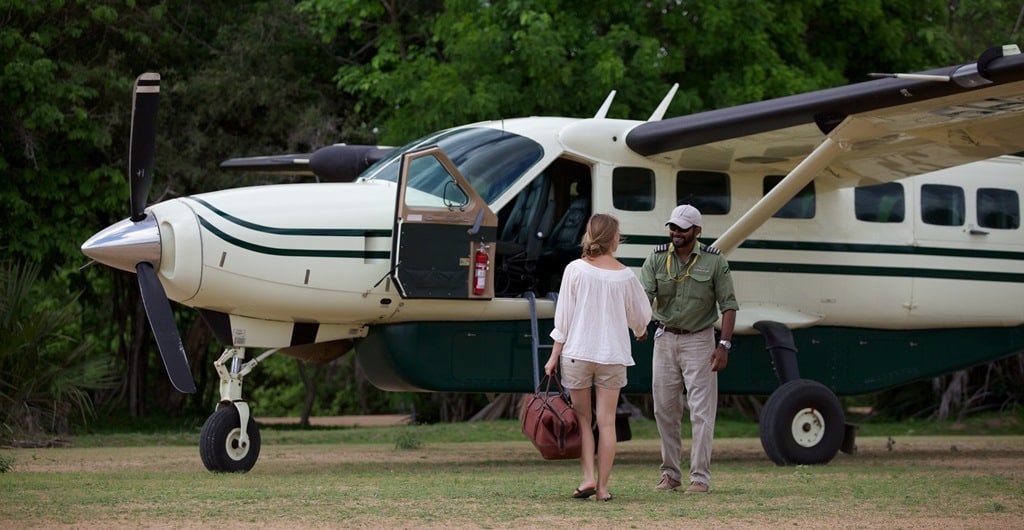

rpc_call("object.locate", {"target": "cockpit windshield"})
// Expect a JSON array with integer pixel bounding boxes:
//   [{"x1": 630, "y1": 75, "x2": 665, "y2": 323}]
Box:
[{"x1": 361, "y1": 127, "x2": 544, "y2": 204}]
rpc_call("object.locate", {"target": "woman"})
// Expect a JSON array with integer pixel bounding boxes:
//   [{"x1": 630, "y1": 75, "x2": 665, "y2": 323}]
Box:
[{"x1": 544, "y1": 213, "x2": 652, "y2": 502}]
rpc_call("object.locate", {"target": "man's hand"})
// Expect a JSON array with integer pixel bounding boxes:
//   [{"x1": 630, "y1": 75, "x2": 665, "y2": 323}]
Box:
[{"x1": 711, "y1": 346, "x2": 728, "y2": 372}]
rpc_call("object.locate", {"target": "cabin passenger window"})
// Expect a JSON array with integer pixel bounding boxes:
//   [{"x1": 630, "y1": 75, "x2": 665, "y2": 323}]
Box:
[
  {"x1": 763, "y1": 176, "x2": 815, "y2": 218},
  {"x1": 977, "y1": 188, "x2": 1020, "y2": 229},
  {"x1": 677, "y1": 171, "x2": 730, "y2": 214},
  {"x1": 921, "y1": 184, "x2": 965, "y2": 226},
  {"x1": 855, "y1": 182, "x2": 905, "y2": 223},
  {"x1": 612, "y1": 167, "x2": 655, "y2": 211}
]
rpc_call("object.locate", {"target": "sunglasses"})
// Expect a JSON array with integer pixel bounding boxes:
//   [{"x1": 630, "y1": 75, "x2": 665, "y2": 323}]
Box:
[{"x1": 668, "y1": 224, "x2": 694, "y2": 233}]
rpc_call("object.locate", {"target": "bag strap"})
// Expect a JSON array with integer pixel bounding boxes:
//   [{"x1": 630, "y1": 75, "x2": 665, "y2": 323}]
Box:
[{"x1": 537, "y1": 373, "x2": 565, "y2": 395}]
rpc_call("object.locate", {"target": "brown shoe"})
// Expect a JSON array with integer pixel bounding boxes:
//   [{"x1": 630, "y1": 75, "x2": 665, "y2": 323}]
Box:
[
  {"x1": 654, "y1": 476, "x2": 681, "y2": 491},
  {"x1": 684, "y1": 481, "x2": 709, "y2": 494}
]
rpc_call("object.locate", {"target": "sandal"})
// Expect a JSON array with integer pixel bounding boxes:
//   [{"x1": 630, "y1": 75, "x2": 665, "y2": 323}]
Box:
[{"x1": 572, "y1": 487, "x2": 597, "y2": 499}]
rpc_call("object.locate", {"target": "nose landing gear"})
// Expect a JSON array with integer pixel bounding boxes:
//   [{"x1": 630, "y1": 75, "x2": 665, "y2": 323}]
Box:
[{"x1": 198, "y1": 346, "x2": 275, "y2": 473}]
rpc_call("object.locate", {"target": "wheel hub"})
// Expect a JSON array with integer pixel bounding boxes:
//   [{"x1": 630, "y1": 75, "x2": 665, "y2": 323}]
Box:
[
  {"x1": 224, "y1": 427, "x2": 250, "y2": 460},
  {"x1": 790, "y1": 407, "x2": 826, "y2": 447}
]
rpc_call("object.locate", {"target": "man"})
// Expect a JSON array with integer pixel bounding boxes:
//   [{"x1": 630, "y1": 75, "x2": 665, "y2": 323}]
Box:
[{"x1": 640, "y1": 204, "x2": 738, "y2": 494}]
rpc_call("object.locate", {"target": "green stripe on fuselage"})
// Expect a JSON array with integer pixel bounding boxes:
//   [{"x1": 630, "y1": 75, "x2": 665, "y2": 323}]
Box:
[
  {"x1": 619, "y1": 236, "x2": 1024, "y2": 282},
  {"x1": 198, "y1": 216, "x2": 389, "y2": 259}
]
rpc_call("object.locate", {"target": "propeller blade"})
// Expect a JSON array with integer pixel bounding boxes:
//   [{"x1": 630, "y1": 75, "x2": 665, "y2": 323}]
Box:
[
  {"x1": 129, "y1": 73, "x2": 160, "y2": 221},
  {"x1": 136, "y1": 262, "x2": 196, "y2": 393}
]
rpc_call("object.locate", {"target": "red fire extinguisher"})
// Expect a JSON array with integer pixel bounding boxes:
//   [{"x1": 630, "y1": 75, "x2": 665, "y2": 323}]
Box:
[{"x1": 473, "y1": 244, "x2": 488, "y2": 295}]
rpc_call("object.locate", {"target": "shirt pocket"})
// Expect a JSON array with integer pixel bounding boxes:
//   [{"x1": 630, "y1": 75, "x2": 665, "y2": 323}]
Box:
[
  {"x1": 681, "y1": 272, "x2": 715, "y2": 314},
  {"x1": 655, "y1": 277, "x2": 677, "y2": 306}
]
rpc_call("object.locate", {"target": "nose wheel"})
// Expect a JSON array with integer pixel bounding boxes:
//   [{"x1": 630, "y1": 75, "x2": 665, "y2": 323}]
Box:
[{"x1": 199, "y1": 346, "x2": 275, "y2": 472}]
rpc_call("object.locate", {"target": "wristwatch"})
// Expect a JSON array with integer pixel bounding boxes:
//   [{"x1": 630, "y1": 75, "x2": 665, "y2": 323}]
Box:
[{"x1": 718, "y1": 339, "x2": 732, "y2": 350}]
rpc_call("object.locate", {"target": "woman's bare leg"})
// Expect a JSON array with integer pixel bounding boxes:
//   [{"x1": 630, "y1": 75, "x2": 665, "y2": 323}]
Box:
[
  {"x1": 594, "y1": 385, "x2": 620, "y2": 500},
  {"x1": 569, "y1": 387, "x2": 596, "y2": 494}
]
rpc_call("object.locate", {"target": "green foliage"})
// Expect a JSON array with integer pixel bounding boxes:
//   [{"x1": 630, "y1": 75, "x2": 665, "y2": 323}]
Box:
[
  {"x1": 2, "y1": 0, "x2": 1023, "y2": 426},
  {"x1": 247, "y1": 353, "x2": 419, "y2": 418},
  {"x1": 0, "y1": 452, "x2": 12, "y2": 473},
  {"x1": 0, "y1": 260, "x2": 116, "y2": 439},
  {"x1": 299, "y1": 0, "x2": 1005, "y2": 144},
  {"x1": 392, "y1": 426, "x2": 424, "y2": 450}
]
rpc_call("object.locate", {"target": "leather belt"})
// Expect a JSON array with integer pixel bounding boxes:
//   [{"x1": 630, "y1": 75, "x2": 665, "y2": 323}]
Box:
[
  {"x1": 662, "y1": 326, "x2": 691, "y2": 334},
  {"x1": 661, "y1": 325, "x2": 708, "y2": 335}
]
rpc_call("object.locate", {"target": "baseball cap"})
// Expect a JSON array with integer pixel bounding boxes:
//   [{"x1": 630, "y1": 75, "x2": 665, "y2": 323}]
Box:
[{"x1": 666, "y1": 204, "x2": 702, "y2": 229}]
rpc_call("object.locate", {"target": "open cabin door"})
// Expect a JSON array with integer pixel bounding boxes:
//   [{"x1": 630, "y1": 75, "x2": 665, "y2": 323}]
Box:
[{"x1": 391, "y1": 147, "x2": 499, "y2": 299}]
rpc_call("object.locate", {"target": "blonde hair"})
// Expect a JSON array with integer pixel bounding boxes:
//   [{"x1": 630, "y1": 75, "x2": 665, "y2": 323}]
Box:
[{"x1": 581, "y1": 213, "x2": 619, "y2": 258}]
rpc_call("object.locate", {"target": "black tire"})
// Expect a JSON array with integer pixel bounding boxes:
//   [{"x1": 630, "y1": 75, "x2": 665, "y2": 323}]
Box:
[
  {"x1": 199, "y1": 405, "x2": 261, "y2": 473},
  {"x1": 760, "y1": 379, "x2": 845, "y2": 466}
]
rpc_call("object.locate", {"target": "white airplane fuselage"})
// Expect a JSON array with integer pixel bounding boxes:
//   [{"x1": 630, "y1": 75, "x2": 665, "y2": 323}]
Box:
[
  {"x1": 133, "y1": 119, "x2": 1023, "y2": 338},
  {"x1": 84, "y1": 116, "x2": 1024, "y2": 396}
]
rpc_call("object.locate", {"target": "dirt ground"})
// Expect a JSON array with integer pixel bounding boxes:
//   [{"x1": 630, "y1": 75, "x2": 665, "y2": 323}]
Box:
[{"x1": 4, "y1": 434, "x2": 1022, "y2": 529}]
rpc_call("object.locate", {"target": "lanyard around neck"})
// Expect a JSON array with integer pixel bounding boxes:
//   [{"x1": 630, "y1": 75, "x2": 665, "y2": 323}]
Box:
[{"x1": 666, "y1": 245, "x2": 699, "y2": 283}]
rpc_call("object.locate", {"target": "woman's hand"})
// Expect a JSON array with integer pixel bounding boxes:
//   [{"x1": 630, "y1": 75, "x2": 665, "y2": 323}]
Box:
[
  {"x1": 544, "y1": 357, "x2": 559, "y2": 376},
  {"x1": 544, "y1": 342, "x2": 564, "y2": 376}
]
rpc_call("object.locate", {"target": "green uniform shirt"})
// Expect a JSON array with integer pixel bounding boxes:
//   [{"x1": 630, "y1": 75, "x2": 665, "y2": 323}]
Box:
[{"x1": 639, "y1": 242, "x2": 739, "y2": 332}]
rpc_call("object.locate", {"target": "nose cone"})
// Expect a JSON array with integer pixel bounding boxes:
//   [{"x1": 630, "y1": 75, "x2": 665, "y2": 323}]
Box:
[{"x1": 82, "y1": 216, "x2": 162, "y2": 273}]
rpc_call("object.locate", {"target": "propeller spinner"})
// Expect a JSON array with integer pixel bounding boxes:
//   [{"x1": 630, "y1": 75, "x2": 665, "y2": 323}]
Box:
[{"x1": 82, "y1": 73, "x2": 196, "y2": 393}]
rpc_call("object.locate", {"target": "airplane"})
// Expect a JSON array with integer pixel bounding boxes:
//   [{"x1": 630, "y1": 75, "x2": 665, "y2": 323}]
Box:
[{"x1": 82, "y1": 45, "x2": 1024, "y2": 472}]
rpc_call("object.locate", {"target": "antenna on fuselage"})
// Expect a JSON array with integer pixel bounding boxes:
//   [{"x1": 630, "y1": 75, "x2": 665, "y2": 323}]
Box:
[
  {"x1": 647, "y1": 83, "x2": 679, "y2": 121},
  {"x1": 593, "y1": 90, "x2": 616, "y2": 119}
]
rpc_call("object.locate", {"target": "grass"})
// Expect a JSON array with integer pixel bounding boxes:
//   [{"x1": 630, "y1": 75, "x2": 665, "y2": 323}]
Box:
[
  {"x1": 1, "y1": 412, "x2": 1023, "y2": 528},
  {"x1": 61, "y1": 407, "x2": 1024, "y2": 448}
]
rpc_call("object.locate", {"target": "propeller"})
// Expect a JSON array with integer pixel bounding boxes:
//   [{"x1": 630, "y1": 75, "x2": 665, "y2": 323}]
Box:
[{"x1": 127, "y1": 73, "x2": 196, "y2": 393}]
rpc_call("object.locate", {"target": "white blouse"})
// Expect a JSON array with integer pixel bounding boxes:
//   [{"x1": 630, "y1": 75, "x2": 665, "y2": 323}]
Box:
[{"x1": 549, "y1": 259, "x2": 653, "y2": 366}]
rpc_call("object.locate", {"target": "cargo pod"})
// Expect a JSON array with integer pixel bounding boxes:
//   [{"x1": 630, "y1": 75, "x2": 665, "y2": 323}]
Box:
[{"x1": 390, "y1": 146, "x2": 498, "y2": 299}]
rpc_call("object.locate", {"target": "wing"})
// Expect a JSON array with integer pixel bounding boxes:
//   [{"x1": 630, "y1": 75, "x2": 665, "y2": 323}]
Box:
[
  {"x1": 626, "y1": 45, "x2": 1024, "y2": 253},
  {"x1": 626, "y1": 45, "x2": 1024, "y2": 182}
]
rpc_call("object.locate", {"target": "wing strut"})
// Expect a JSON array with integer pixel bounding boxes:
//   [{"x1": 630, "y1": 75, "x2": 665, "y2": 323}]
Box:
[{"x1": 711, "y1": 137, "x2": 845, "y2": 254}]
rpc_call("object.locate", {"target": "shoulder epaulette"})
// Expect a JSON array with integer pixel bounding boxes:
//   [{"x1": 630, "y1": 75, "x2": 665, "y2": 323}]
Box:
[
  {"x1": 653, "y1": 243, "x2": 670, "y2": 253},
  {"x1": 701, "y1": 244, "x2": 721, "y2": 255}
]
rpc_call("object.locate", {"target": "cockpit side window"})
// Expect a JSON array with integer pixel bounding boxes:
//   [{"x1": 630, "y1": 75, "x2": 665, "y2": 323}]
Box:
[{"x1": 363, "y1": 127, "x2": 543, "y2": 204}]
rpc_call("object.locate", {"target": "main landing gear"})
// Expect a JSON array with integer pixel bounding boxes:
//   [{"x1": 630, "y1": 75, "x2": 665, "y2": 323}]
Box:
[
  {"x1": 199, "y1": 346, "x2": 275, "y2": 473},
  {"x1": 754, "y1": 321, "x2": 856, "y2": 466}
]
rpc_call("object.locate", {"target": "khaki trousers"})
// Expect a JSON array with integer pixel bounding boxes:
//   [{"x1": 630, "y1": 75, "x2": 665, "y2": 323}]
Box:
[{"x1": 652, "y1": 326, "x2": 717, "y2": 486}]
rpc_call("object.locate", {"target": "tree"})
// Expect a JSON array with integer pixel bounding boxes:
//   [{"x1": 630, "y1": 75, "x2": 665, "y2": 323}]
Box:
[
  {"x1": 2, "y1": 0, "x2": 1021, "y2": 424},
  {"x1": 300, "y1": 0, "x2": 967, "y2": 144},
  {"x1": 0, "y1": 260, "x2": 116, "y2": 441}
]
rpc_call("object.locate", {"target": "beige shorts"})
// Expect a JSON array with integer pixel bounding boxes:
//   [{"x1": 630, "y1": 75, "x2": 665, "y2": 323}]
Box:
[{"x1": 560, "y1": 357, "x2": 627, "y2": 390}]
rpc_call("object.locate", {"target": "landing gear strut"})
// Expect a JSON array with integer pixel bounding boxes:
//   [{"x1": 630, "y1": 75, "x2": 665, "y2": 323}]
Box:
[
  {"x1": 199, "y1": 346, "x2": 276, "y2": 473},
  {"x1": 754, "y1": 321, "x2": 854, "y2": 466}
]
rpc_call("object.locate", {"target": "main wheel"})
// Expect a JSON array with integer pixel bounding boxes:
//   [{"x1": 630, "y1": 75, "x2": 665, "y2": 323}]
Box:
[
  {"x1": 760, "y1": 379, "x2": 845, "y2": 466},
  {"x1": 199, "y1": 405, "x2": 261, "y2": 472}
]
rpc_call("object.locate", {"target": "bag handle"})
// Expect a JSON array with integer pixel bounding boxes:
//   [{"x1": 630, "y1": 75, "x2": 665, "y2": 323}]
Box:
[{"x1": 537, "y1": 373, "x2": 571, "y2": 402}]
